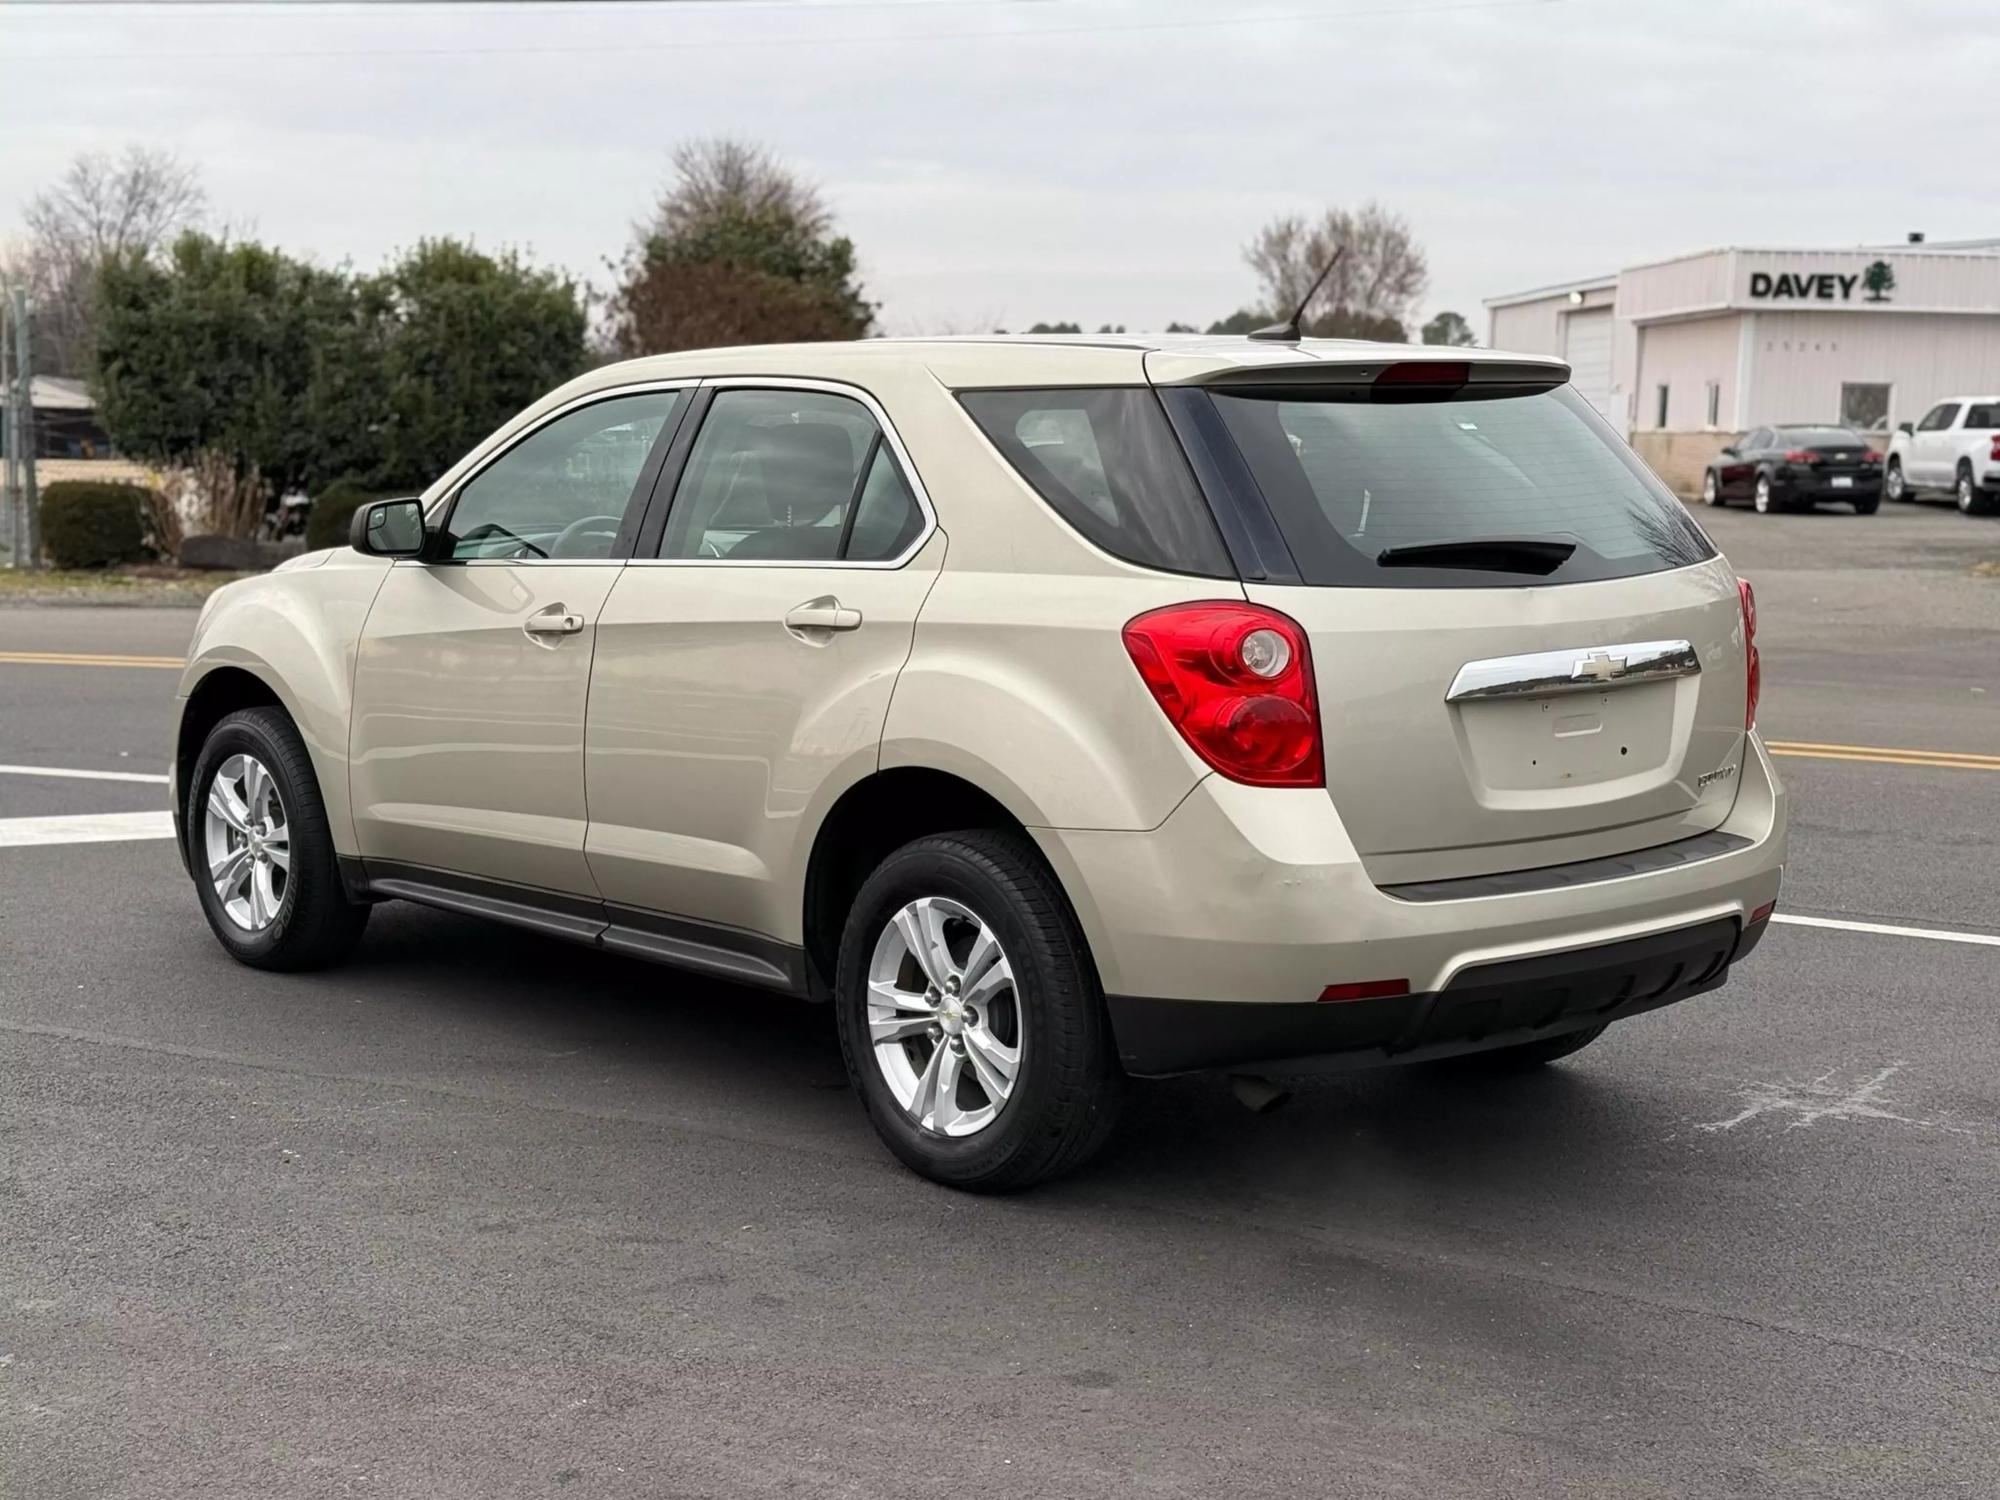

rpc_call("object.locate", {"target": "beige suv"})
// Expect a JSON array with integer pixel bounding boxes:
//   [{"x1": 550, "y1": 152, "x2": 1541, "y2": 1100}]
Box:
[{"x1": 173, "y1": 336, "x2": 1787, "y2": 1189}]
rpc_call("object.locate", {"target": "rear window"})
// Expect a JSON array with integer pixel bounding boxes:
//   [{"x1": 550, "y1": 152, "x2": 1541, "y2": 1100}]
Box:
[
  {"x1": 1964, "y1": 404, "x2": 2000, "y2": 430},
  {"x1": 1207, "y1": 384, "x2": 1715, "y2": 588},
  {"x1": 1776, "y1": 427, "x2": 1864, "y2": 447},
  {"x1": 959, "y1": 388, "x2": 1233, "y2": 577}
]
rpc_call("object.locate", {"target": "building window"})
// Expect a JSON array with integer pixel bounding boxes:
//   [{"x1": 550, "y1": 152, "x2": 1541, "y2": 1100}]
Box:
[
  {"x1": 1704, "y1": 381, "x2": 1721, "y2": 428},
  {"x1": 1840, "y1": 382, "x2": 1891, "y2": 432},
  {"x1": 1655, "y1": 384, "x2": 1670, "y2": 429}
]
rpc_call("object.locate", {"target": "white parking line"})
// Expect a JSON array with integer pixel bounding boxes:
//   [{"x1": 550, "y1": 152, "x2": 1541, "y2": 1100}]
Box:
[
  {"x1": 0, "y1": 763, "x2": 171, "y2": 785},
  {"x1": 1772, "y1": 913, "x2": 2000, "y2": 949},
  {"x1": 0, "y1": 811, "x2": 176, "y2": 847}
]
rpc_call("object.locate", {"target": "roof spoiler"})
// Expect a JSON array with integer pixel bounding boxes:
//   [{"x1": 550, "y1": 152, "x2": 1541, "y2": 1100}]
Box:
[{"x1": 1184, "y1": 357, "x2": 1570, "y2": 392}]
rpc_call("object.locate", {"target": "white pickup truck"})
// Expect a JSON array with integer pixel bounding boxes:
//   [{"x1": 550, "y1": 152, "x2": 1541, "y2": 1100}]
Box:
[{"x1": 1884, "y1": 396, "x2": 2000, "y2": 515}]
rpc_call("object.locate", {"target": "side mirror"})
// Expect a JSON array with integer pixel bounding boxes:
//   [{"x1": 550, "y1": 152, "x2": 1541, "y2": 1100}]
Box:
[
  {"x1": 351, "y1": 497, "x2": 427, "y2": 558},
  {"x1": 1897, "y1": 421, "x2": 1914, "y2": 435},
  {"x1": 1718, "y1": 445, "x2": 1738, "y2": 458}
]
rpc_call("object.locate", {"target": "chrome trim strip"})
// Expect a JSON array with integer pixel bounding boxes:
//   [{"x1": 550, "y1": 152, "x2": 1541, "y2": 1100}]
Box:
[
  {"x1": 624, "y1": 374, "x2": 939, "y2": 572},
  {"x1": 1445, "y1": 639, "x2": 1701, "y2": 703}
]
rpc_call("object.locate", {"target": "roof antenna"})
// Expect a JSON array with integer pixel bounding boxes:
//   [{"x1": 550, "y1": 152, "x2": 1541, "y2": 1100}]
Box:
[{"x1": 1248, "y1": 247, "x2": 1345, "y2": 342}]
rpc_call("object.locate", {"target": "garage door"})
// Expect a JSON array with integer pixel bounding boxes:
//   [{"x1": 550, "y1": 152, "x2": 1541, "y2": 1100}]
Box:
[{"x1": 1562, "y1": 307, "x2": 1615, "y2": 421}]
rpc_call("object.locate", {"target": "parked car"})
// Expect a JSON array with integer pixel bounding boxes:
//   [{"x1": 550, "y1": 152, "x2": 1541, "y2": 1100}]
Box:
[
  {"x1": 171, "y1": 337, "x2": 1787, "y2": 1189},
  {"x1": 1701, "y1": 424, "x2": 1881, "y2": 514},
  {"x1": 1884, "y1": 397, "x2": 2000, "y2": 515}
]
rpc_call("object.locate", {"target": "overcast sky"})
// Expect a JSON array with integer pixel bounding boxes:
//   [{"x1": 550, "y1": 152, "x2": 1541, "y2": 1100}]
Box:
[{"x1": 1, "y1": 0, "x2": 1993, "y2": 338}]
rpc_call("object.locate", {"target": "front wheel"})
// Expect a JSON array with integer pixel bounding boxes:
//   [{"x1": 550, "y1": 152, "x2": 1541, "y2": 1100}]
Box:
[
  {"x1": 834, "y1": 830, "x2": 1122, "y2": 1191},
  {"x1": 1885, "y1": 459, "x2": 1909, "y2": 502},
  {"x1": 187, "y1": 706, "x2": 369, "y2": 971}
]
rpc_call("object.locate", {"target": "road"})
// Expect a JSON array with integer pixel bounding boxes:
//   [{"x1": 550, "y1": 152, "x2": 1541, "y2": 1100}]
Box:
[{"x1": 2, "y1": 501, "x2": 1997, "y2": 1498}]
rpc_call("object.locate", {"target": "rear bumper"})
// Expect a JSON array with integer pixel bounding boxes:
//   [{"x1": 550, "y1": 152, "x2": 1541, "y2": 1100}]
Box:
[
  {"x1": 1775, "y1": 472, "x2": 1881, "y2": 497},
  {"x1": 1032, "y1": 736, "x2": 1786, "y2": 1075},
  {"x1": 1108, "y1": 913, "x2": 1764, "y2": 1076}
]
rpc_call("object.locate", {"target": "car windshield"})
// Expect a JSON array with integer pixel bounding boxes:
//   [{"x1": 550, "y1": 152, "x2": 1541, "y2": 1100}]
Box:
[
  {"x1": 1206, "y1": 382, "x2": 1715, "y2": 588},
  {"x1": 1776, "y1": 428, "x2": 1863, "y2": 447}
]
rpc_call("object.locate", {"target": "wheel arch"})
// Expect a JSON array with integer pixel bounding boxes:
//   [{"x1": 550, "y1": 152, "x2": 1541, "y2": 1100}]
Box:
[{"x1": 800, "y1": 765, "x2": 1105, "y2": 1000}]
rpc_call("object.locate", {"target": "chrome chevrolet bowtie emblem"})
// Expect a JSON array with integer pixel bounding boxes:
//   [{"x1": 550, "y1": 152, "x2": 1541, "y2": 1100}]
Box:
[{"x1": 1572, "y1": 651, "x2": 1629, "y2": 683}]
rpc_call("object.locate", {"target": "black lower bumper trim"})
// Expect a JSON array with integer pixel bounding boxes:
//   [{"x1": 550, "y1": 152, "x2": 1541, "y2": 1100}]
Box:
[{"x1": 1108, "y1": 915, "x2": 1762, "y2": 1077}]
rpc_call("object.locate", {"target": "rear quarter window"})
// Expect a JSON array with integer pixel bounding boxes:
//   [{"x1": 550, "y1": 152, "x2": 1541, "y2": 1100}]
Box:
[
  {"x1": 1207, "y1": 383, "x2": 1715, "y2": 588},
  {"x1": 958, "y1": 387, "x2": 1233, "y2": 578},
  {"x1": 1963, "y1": 404, "x2": 2000, "y2": 430}
]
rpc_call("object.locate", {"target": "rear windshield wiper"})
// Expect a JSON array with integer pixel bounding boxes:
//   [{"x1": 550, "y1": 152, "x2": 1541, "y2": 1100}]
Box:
[{"x1": 1374, "y1": 537, "x2": 1577, "y2": 576}]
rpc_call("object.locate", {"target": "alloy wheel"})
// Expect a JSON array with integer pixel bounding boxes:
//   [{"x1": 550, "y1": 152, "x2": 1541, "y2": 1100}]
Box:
[
  {"x1": 1886, "y1": 463, "x2": 1905, "y2": 501},
  {"x1": 1754, "y1": 475, "x2": 1773, "y2": 513},
  {"x1": 1702, "y1": 471, "x2": 1720, "y2": 506},
  {"x1": 203, "y1": 753, "x2": 290, "y2": 931},
  {"x1": 866, "y1": 896, "x2": 1022, "y2": 1137},
  {"x1": 1960, "y1": 472, "x2": 1976, "y2": 514}
]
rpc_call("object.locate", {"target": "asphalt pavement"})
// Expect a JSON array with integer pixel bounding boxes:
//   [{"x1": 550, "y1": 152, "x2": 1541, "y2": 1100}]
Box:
[{"x1": 2, "y1": 501, "x2": 1997, "y2": 1498}]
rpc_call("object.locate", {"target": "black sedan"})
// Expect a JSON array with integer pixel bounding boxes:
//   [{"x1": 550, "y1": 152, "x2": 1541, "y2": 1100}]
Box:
[{"x1": 1701, "y1": 425, "x2": 1882, "y2": 514}]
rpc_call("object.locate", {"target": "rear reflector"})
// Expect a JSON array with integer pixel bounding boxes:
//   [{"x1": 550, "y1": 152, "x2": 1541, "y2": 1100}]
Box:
[
  {"x1": 1317, "y1": 978, "x2": 1412, "y2": 1003},
  {"x1": 1739, "y1": 577, "x2": 1760, "y2": 731},
  {"x1": 1749, "y1": 900, "x2": 1776, "y2": 925}
]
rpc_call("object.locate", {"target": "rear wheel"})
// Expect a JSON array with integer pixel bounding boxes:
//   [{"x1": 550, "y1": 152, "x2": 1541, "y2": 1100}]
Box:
[
  {"x1": 1958, "y1": 463, "x2": 1998, "y2": 517},
  {"x1": 187, "y1": 707, "x2": 369, "y2": 971},
  {"x1": 1753, "y1": 473, "x2": 1777, "y2": 514},
  {"x1": 1701, "y1": 469, "x2": 1724, "y2": 507},
  {"x1": 834, "y1": 829, "x2": 1122, "y2": 1191},
  {"x1": 1431, "y1": 1024, "x2": 1606, "y2": 1075}
]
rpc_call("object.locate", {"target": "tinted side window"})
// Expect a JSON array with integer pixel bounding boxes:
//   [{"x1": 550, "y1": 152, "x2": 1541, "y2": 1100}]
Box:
[
  {"x1": 1745, "y1": 428, "x2": 1772, "y2": 451},
  {"x1": 446, "y1": 391, "x2": 680, "y2": 561},
  {"x1": 1917, "y1": 404, "x2": 1960, "y2": 432},
  {"x1": 1964, "y1": 404, "x2": 2000, "y2": 430},
  {"x1": 958, "y1": 388, "x2": 1233, "y2": 578},
  {"x1": 660, "y1": 389, "x2": 921, "y2": 563}
]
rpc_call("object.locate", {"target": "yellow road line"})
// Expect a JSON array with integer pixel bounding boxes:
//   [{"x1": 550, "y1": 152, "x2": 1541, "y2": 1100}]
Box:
[
  {"x1": 1766, "y1": 741, "x2": 2000, "y2": 772},
  {"x1": 0, "y1": 650, "x2": 184, "y2": 670}
]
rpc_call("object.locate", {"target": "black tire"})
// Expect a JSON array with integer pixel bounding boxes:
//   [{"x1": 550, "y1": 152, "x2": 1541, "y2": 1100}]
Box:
[
  {"x1": 1885, "y1": 459, "x2": 1910, "y2": 503},
  {"x1": 1853, "y1": 493, "x2": 1880, "y2": 515},
  {"x1": 1958, "y1": 463, "x2": 1998, "y2": 517},
  {"x1": 1701, "y1": 469, "x2": 1724, "y2": 507},
  {"x1": 834, "y1": 829, "x2": 1123, "y2": 1191},
  {"x1": 186, "y1": 706, "x2": 369, "y2": 971},
  {"x1": 1430, "y1": 1024, "x2": 1607, "y2": 1075}
]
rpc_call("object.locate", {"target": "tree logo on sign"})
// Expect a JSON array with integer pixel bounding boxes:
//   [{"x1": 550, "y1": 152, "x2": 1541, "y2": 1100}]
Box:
[{"x1": 1862, "y1": 260, "x2": 1896, "y2": 302}]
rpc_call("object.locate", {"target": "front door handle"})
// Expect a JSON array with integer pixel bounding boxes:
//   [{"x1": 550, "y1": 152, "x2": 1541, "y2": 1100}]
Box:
[
  {"x1": 784, "y1": 597, "x2": 862, "y2": 635},
  {"x1": 523, "y1": 605, "x2": 586, "y2": 638}
]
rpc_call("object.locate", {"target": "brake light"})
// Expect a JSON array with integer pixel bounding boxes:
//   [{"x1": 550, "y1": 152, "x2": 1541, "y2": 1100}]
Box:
[
  {"x1": 1783, "y1": 449, "x2": 1816, "y2": 463},
  {"x1": 1318, "y1": 978, "x2": 1411, "y2": 1003},
  {"x1": 1739, "y1": 577, "x2": 1760, "y2": 731},
  {"x1": 1376, "y1": 360, "x2": 1469, "y2": 387},
  {"x1": 1990, "y1": 435, "x2": 2000, "y2": 463},
  {"x1": 1122, "y1": 602, "x2": 1323, "y2": 787}
]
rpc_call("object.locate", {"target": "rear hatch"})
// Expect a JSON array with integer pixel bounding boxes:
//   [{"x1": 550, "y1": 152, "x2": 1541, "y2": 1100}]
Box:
[{"x1": 1176, "y1": 357, "x2": 1750, "y2": 885}]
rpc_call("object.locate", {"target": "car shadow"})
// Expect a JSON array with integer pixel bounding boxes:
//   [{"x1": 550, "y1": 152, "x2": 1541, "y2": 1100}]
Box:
[{"x1": 330, "y1": 898, "x2": 1665, "y2": 1213}]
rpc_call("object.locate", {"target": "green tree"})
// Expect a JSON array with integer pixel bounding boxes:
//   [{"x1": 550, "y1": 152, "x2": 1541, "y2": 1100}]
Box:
[
  {"x1": 368, "y1": 238, "x2": 589, "y2": 489},
  {"x1": 1421, "y1": 310, "x2": 1477, "y2": 347},
  {"x1": 93, "y1": 234, "x2": 375, "y2": 497},
  {"x1": 1862, "y1": 260, "x2": 1896, "y2": 302},
  {"x1": 609, "y1": 139, "x2": 874, "y2": 356},
  {"x1": 1025, "y1": 321, "x2": 1083, "y2": 334}
]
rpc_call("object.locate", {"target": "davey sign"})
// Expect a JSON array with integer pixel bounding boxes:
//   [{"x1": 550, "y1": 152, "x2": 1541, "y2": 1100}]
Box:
[{"x1": 1748, "y1": 260, "x2": 1897, "y2": 304}]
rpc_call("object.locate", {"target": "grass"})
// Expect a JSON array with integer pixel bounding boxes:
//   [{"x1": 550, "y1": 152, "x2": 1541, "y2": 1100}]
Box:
[
  {"x1": 1975, "y1": 560, "x2": 2000, "y2": 579},
  {"x1": 0, "y1": 562, "x2": 255, "y2": 606}
]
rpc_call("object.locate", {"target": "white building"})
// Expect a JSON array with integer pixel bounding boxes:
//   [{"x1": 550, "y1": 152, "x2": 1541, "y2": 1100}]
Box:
[{"x1": 1485, "y1": 239, "x2": 2000, "y2": 486}]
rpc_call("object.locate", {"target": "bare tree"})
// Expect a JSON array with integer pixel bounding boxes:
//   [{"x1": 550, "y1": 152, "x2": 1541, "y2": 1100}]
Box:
[
  {"x1": 1243, "y1": 202, "x2": 1429, "y2": 335},
  {"x1": 644, "y1": 137, "x2": 829, "y2": 243},
  {"x1": 19, "y1": 146, "x2": 206, "y2": 377}
]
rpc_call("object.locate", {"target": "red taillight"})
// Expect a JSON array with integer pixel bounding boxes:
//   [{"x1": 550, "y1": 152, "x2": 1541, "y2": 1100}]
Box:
[
  {"x1": 1749, "y1": 900, "x2": 1776, "y2": 925},
  {"x1": 1122, "y1": 601, "x2": 1323, "y2": 787},
  {"x1": 1783, "y1": 449, "x2": 1816, "y2": 463},
  {"x1": 1318, "y1": 978, "x2": 1411, "y2": 1003},
  {"x1": 1989, "y1": 435, "x2": 2000, "y2": 462},
  {"x1": 1861, "y1": 448, "x2": 1883, "y2": 464},
  {"x1": 1739, "y1": 577, "x2": 1760, "y2": 731}
]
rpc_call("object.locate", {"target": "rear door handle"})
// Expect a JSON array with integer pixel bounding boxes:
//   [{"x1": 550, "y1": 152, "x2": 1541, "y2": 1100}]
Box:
[
  {"x1": 523, "y1": 605, "x2": 586, "y2": 638},
  {"x1": 784, "y1": 597, "x2": 862, "y2": 635}
]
